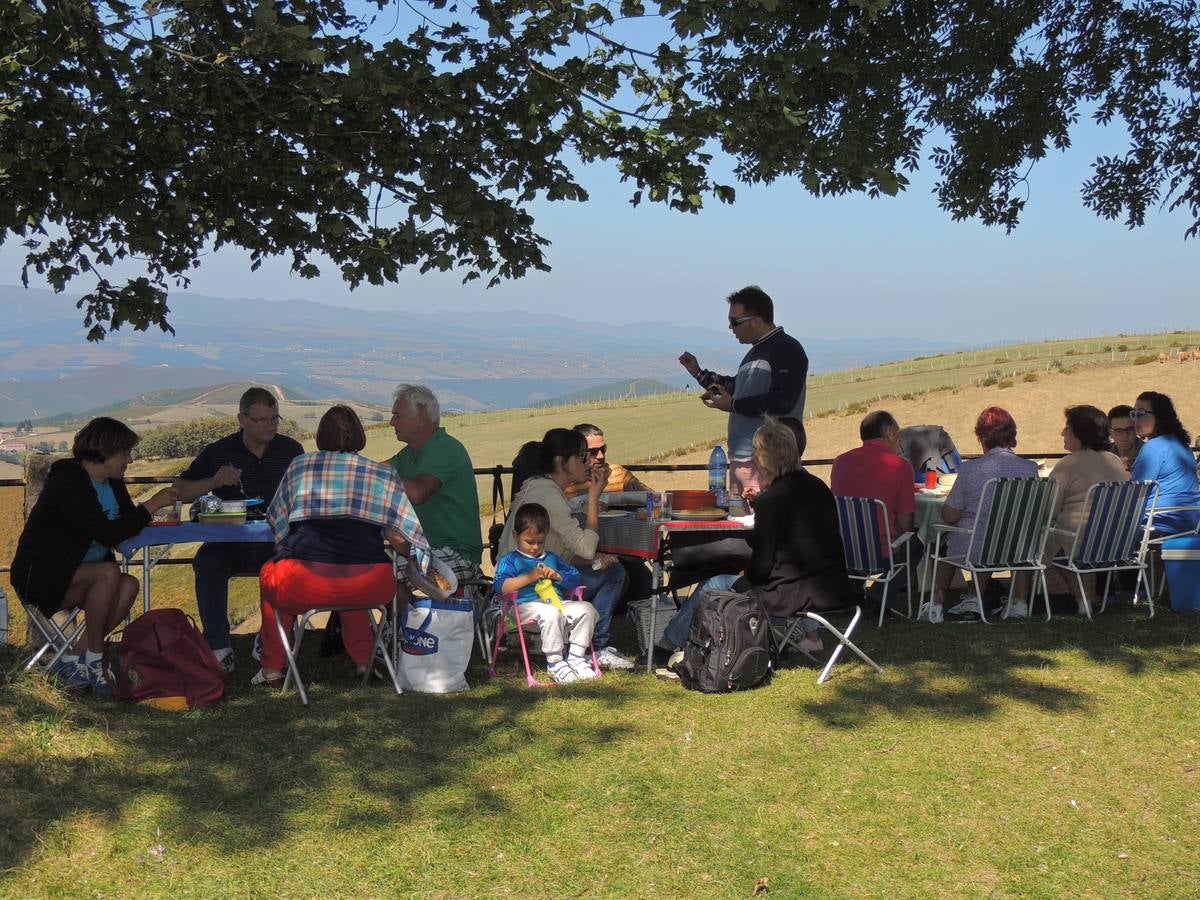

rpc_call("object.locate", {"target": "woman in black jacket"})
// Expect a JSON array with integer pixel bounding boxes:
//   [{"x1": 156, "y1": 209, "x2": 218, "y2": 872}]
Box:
[
  {"x1": 11, "y1": 417, "x2": 177, "y2": 693},
  {"x1": 662, "y1": 418, "x2": 855, "y2": 653}
]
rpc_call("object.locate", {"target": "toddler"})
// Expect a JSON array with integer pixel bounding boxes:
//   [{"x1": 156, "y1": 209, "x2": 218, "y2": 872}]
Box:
[{"x1": 493, "y1": 503, "x2": 598, "y2": 684}]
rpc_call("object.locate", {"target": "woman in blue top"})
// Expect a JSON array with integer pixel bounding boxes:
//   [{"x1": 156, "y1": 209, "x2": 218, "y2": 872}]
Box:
[
  {"x1": 1130, "y1": 391, "x2": 1200, "y2": 535},
  {"x1": 10, "y1": 417, "x2": 177, "y2": 693}
]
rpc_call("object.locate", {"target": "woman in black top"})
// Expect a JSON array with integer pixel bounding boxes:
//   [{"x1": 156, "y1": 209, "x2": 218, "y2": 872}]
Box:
[
  {"x1": 11, "y1": 417, "x2": 177, "y2": 692},
  {"x1": 662, "y1": 418, "x2": 854, "y2": 651}
]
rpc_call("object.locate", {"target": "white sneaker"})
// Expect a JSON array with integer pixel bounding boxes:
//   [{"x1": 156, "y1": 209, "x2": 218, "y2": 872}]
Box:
[
  {"x1": 214, "y1": 647, "x2": 235, "y2": 675},
  {"x1": 917, "y1": 602, "x2": 944, "y2": 624},
  {"x1": 566, "y1": 655, "x2": 599, "y2": 680},
  {"x1": 547, "y1": 659, "x2": 578, "y2": 684},
  {"x1": 946, "y1": 595, "x2": 983, "y2": 618},
  {"x1": 251, "y1": 633, "x2": 262, "y2": 662},
  {"x1": 595, "y1": 647, "x2": 635, "y2": 670},
  {"x1": 1004, "y1": 599, "x2": 1030, "y2": 619}
]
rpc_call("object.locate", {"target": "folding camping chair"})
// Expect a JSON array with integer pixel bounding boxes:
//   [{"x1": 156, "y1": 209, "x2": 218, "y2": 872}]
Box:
[
  {"x1": 770, "y1": 606, "x2": 883, "y2": 685},
  {"x1": 921, "y1": 477, "x2": 1059, "y2": 623},
  {"x1": 487, "y1": 587, "x2": 601, "y2": 687},
  {"x1": 22, "y1": 601, "x2": 87, "y2": 673},
  {"x1": 1048, "y1": 480, "x2": 1157, "y2": 620},
  {"x1": 835, "y1": 496, "x2": 914, "y2": 626},
  {"x1": 274, "y1": 595, "x2": 403, "y2": 706}
]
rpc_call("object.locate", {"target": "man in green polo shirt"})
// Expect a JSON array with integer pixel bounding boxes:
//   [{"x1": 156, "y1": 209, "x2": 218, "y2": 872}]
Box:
[{"x1": 388, "y1": 384, "x2": 483, "y2": 587}]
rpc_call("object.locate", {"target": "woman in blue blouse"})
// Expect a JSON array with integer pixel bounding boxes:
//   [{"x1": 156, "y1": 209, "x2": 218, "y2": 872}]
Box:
[{"x1": 1130, "y1": 391, "x2": 1200, "y2": 535}]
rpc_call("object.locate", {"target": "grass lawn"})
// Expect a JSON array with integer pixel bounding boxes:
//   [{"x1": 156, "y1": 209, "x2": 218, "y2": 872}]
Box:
[{"x1": 2, "y1": 607, "x2": 1199, "y2": 896}]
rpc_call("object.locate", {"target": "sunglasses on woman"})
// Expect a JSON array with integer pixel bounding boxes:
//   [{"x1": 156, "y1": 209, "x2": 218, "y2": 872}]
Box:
[{"x1": 1129, "y1": 408, "x2": 1153, "y2": 419}]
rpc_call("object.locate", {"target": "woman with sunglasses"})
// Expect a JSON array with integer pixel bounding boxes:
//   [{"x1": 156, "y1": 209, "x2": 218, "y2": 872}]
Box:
[
  {"x1": 499, "y1": 428, "x2": 634, "y2": 670},
  {"x1": 1130, "y1": 391, "x2": 1200, "y2": 535}
]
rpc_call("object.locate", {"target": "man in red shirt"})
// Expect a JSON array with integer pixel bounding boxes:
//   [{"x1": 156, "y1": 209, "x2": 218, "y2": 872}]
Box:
[{"x1": 831, "y1": 411, "x2": 919, "y2": 606}]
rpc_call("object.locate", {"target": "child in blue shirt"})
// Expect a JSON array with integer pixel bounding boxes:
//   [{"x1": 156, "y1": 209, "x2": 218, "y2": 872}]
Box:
[{"x1": 493, "y1": 503, "x2": 598, "y2": 684}]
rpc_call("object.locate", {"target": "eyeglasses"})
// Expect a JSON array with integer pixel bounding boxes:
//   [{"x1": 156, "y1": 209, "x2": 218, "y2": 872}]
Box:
[
  {"x1": 244, "y1": 413, "x2": 282, "y2": 425},
  {"x1": 586, "y1": 444, "x2": 607, "y2": 457},
  {"x1": 728, "y1": 314, "x2": 758, "y2": 328},
  {"x1": 1129, "y1": 408, "x2": 1153, "y2": 419},
  {"x1": 1110, "y1": 425, "x2": 1136, "y2": 435}
]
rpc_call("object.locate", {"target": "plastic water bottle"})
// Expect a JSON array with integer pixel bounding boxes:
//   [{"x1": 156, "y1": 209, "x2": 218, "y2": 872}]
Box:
[
  {"x1": 0, "y1": 586, "x2": 7, "y2": 647},
  {"x1": 708, "y1": 444, "x2": 729, "y2": 508}
]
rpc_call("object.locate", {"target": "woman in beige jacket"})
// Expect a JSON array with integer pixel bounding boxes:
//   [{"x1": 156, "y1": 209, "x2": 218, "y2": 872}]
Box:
[{"x1": 1046, "y1": 405, "x2": 1130, "y2": 606}]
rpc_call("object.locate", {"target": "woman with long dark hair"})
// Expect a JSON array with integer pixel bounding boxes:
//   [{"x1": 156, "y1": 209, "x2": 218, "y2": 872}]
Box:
[
  {"x1": 498, "y1": 428, "x2": 634, "y2": 669},
  {"x1": 1131, "y1": 391, "x2": 1200, "y2": 535}
]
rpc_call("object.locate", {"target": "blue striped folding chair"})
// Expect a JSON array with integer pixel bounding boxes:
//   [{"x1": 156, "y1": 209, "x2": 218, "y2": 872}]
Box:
[
  {"x1": 1049, "y1": 480, "x2": 1157, "y2": 620},
  {"x1": 835, "y1": 497, "x2": 914, "y2": 627},
  {"x1": 922, "y1": 477, "x2": 1059, "y2": 624}
]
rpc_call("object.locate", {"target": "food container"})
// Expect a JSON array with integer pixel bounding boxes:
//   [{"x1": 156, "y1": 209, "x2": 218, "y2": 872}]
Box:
[
  {"x1": 937, "y1": 473, "x2": 958, "y2": 489},
  {"x1": 401, "y1": 553, "x2": 458, "y2": 600},
  {"x1": 219, "y1": 499, "x2": 247, "y2": 514},
  {"x1": 667, "y1": 490, "x2": 717, "y2": 511}
]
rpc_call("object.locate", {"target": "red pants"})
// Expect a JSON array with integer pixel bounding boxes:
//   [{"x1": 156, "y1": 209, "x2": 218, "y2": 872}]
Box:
[{"x1": 259, "y1": 558, "x2": 395, "y2": 670}]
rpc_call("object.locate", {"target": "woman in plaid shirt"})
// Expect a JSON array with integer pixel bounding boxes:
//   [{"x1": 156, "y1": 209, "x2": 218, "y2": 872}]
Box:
[{"x1": 253, "y1": 406, "x2": 429, "y2": 688}]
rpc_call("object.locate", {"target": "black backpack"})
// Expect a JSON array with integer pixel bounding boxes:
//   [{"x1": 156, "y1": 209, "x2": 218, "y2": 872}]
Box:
[{"x1": 675, "y1": 590, "x2": 774, "y2": 693}]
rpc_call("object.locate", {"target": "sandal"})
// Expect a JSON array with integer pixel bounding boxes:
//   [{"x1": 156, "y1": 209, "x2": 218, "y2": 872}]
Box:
[{"x1": 250, "y1": 668, "x2": 286, "y2": 689}]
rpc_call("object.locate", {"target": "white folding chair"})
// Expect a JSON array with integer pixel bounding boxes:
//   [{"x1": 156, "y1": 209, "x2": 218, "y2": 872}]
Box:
[
  {"x1": 22, "y1": 602, "x2": 87, "y2": 673},
  {"x1": 835, "y1": 496, "x2": 914, "y2": 626},
  {"x1": 275, "y1": 596, "x2": 403, "y2": 706},
  {"x1": 1049, "y1": 480, "x2": 1157, "y2": 619},
  {"x1": 921, "y1": 477, "x2": 1059, "y2": 623},
  {"x1": 770, "y1": 607, "x2": 883, "y2": 684}
]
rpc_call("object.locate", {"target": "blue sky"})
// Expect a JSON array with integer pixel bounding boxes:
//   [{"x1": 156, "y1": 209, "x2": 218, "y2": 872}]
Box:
[{"x1": 2, "y1": 10, "x2": 1195, "y2": 344}]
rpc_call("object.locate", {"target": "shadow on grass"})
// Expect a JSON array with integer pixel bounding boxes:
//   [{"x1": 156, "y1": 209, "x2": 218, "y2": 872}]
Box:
[
  {"x1": 0, "y1": 634, "x2": 652, "y2": 871},
  {"x1": 788, "y1": 605, "x2": 1200, "y2": 729}
]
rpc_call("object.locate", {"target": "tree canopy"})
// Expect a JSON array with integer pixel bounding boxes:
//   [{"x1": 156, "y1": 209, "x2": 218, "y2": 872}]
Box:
[{"x1": 2, "y1": 0, "x2": 1197, "y2": 338}]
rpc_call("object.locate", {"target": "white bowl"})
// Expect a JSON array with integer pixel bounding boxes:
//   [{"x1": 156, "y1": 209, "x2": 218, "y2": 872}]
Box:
[{"x1": 937, "y1": 473, "x2": 958, "y2": 488}]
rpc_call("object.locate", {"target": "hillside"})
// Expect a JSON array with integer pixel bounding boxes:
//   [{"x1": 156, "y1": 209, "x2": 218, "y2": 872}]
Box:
[{"x1": 0, "y1": 283, "x2": 966, "y2": 417}]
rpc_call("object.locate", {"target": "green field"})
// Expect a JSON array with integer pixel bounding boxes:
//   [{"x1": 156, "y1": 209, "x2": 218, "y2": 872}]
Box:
[{"x1": 2, "y1": 608, "x2": 1198, "y2": 895}]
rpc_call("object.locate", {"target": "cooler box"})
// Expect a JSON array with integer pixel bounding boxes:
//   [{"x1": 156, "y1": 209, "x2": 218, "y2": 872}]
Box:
[{"x1": 1161, "y1": 534, "x2": 1200, "y2": 613}]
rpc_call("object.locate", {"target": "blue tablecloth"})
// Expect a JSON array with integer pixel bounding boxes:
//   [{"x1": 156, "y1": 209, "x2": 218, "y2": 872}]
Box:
[{"x1": 119, "y1": 521, "x2": 273, "y2": 556}]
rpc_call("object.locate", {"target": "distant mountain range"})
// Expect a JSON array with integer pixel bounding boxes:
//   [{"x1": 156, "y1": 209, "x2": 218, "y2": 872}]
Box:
[{"x1": 0, "y1": 284, "x2": 963, "y2": 420}]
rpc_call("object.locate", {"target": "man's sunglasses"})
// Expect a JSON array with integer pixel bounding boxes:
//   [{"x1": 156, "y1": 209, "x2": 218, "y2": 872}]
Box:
[
  {"x1": 728, "y1": 314, "x2": 758, "y2": 328},
  {"x1": 586, "y1": 445, "x2": 607, "y2": 457},
  {"x1": 1110, "y1": 425, "x2": 1136, "y2": 435},
  {"x1": 1129, "y1": 408, "x2": 1153, "y2": 419}
]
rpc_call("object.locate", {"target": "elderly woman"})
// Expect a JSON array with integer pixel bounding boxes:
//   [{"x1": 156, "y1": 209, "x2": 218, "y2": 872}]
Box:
[
  {"x1": 1045, "y1": 405, "x2": 1130, "y2": 604},
  {"x1": 1130, "y1": 391, "x2": 1200, "y2": 536},
  {"x1": 927, "y1": 406, "x2": 1039, "y2": 622},
  {"x1": 10, "y1": 417, "x2": 177, "y2": 694},
  {"x1": 253, "y1": 405, "x2": 429, "y2": 687},
  {"x1": 499, "y1": 428, "x2": 633, "y2": 670},
  {"x1": 662, "y1": 418, "x2": 855, "y2": 656}
]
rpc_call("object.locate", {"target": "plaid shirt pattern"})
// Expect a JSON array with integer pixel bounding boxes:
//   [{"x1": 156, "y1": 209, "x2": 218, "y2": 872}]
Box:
[{"x1": 267, "y1": 451, "x2": 430, "y2": 571}]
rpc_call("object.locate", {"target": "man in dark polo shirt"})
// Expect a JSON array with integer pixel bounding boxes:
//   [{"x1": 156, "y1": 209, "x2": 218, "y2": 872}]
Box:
[{"x1": 174, "y1": 387, "x2": 303, "y2": 672}]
